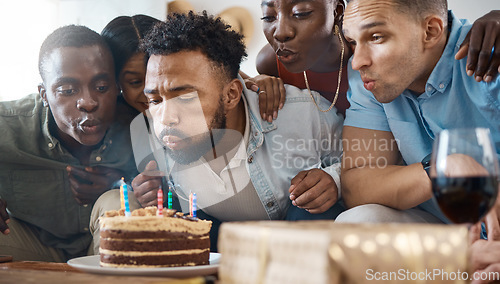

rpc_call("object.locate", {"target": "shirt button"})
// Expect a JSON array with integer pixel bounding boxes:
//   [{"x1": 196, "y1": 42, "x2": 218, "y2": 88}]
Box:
[
  {"x1": 266, "y1": 201, "x2": 274, "y2": 208},
  {"x1": 95, "y1": 156, "x2": 102, "y2": 162},
  {"x1": 247, "y1": 156, "x2": 253, "y2": 163},
  {"x1": 439, "y1": 83, "x2": 444, "y2": 89},
  {"x1": 102, "y1": 145, "x2": 107, "y2": 150},
  {"x1": 83, "y1": 227, "x2": 89, "y2": 232},
  {"x1": 48, "y1": 143, "x2": 53, "y2": 148},
  {"x1": 427, "y1": 86, "x2": 432, "y2": 92},
  {"x1": 254, "y1": 132, "x2": 258, "y2": 136}
]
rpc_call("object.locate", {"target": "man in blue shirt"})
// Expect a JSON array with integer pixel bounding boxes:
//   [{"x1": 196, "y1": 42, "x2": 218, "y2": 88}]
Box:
[{"x1": 337, "y1": 0, "x2": 500, "y2": 228}]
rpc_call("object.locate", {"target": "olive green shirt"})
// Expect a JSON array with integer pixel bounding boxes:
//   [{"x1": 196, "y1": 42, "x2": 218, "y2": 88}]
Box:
[{"x1": 0, "y1": 94, "x2": 137, "y2": 258}]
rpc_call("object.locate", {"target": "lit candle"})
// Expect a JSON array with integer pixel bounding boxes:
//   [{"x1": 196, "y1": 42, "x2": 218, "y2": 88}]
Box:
[
  {"x1": 192, "y1": 193, "x2": 197, "y2": 218},
  {"x1": 122, "y1": 178, "x2": 131, "y2": 217},
  {"x1": 189, "y1": 192, "x2": 193, "y2": 217},
  {"x1": 157, "y1": 186, "x2": 163, "y2": 216},
  {"x1": 168, "y1": 191, "x2": 173, "y2": 210}
]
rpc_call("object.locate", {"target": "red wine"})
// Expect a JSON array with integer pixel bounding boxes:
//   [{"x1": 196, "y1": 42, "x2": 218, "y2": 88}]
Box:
[{"x1": 432, "y1": 176, "x2": 499, "y2": 224}]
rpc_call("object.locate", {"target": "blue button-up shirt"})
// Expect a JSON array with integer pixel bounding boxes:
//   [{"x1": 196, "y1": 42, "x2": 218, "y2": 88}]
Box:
[{"x1": 344, "y1": 12, "x2": 500, "y2": 221}]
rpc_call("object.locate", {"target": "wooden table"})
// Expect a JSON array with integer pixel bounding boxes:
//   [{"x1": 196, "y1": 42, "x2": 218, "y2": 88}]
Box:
[{"x1": 0, "y1": 261, "x2": 213, "y2": 284}]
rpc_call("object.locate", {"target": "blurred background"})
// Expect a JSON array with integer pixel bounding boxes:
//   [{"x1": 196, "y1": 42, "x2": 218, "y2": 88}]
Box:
[{"x1": 0, "y1": 0, "x2": 498, "y2": 101}]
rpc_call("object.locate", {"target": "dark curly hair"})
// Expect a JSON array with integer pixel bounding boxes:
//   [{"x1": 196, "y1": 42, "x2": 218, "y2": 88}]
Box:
[
  {"x1": 101, "y1": 15, "x2": 161, "y2": 78},
  {"x1": 38, "y1": 25, "x2": 109, "y2": 81},
  {"x1": 141, "y1": 11, "x2": 247, "y2": 81}
]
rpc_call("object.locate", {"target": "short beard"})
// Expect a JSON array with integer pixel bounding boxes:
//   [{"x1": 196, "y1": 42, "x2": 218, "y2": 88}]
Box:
[{"x1": 166, "y1": 95, "x2": 227, "y2": 165}]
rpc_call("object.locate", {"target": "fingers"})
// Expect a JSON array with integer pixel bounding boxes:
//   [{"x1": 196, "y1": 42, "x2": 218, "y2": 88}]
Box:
[
  {"x1": 258, "y1": 89, "x2": 268, "y2": 122},
  {"x1": 66, "y1": 166, "x2": 93, "y2": 185},
  {"x1": 252, "y1": 75, "x2": 285, "y2": 122},
  {"x1": 145, "y1": 160, "x2": 158, "y2": 171},
  {"x1": 464, "y1": 17, "x2": 485, "y2": 78},
  {"x1": 0, "y1": 199, "x2": 9, "y2": 235},
  {"x1": 472, "y1": 26, "x2": 495, "y2": 81},
  {"x1": 290, "y1": 169, "x2": 338, "y2": 213},
  {"x1": 469, "y1": 222, "x2": 482, "y2": 245},
  {"x1": 135, "y1": 187, "x2": 159, "y2": 207},
  {"x1": 244, "y1": 79, "x2": 259, "y2": 93},
  {"x1": 131, "y1": 166, "x2": 165, "y2": 189},
  {"x1": 483, "y1": 38, "x2": 500, "y2": 82},
  {"x1": 302, "y1": 193, "x2": 336, "y2": 214},
  {"x1": 278, "y1": 81, "x2": 286, "y2": 110},
  {"x1": 289, "y1": 170, "x2": 309, "y2": 197},
  {"x1": 68, "y1": 175, "x2": 103, "y2": 205},
  {"x1": 455, "y1": 39, "x2": 469, "y2": 60},
  {"x1": 461, "y1": 11, "x2": 500, "y2": 82},
  {"x1": 485, "y1": 209, "x2": 500, "y2": 241},
  {"x1": 131, "y1": 165, "x2": 163, "y2": 208},
  {"x1": 270, "y1": 78, "x2": 282, "y2": 122},
  {"x1": 82, "y1": 166, "x2": 125, "y2": 185}
]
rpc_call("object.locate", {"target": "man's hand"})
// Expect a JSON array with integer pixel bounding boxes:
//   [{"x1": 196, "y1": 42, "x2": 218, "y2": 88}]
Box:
[
  {"x1": 455, "y1": 10, "x2": 500, "y2": 83},
  {"x1": 131, "y1": 160, "x2": 164, "y2": 208},
  {"x1": 0, "y1": 199, "x2": 9, "y2": 235},
  {"x1": 470, "y1": 239, "x2": 500, "y2": 284},
  {"x1": 67, "y1": 165, "x2": 124, "y2": 205},
  {"x1": 288, "y1": 169, "x2": 338, "y2": 214},
  {"x1": 244, "y1": 74, "x2": 286, "y2": 123}
]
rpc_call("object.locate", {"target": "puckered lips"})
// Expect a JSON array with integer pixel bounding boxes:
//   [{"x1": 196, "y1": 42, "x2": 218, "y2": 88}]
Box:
[
  {"x1": 159, "y1": 128, "x2": 189, "y2": 151},
  {"x1": 361, "y1": 76, "x2": 376, "y2": 91},
  {"x1": 78, "y1": 118, "x2": 102, "y2": 135},
  {"x1": 163, "y1": 135, "x2": 186, "y2": 150},
  {"x1": 276, "y1": 48, "x2": 298, "y2": 65}
]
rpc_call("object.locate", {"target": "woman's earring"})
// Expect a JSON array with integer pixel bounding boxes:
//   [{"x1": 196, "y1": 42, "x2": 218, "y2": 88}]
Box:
[
  {"x1": 334, "y1": 24, "x2": 340, "y2": 36},
  {"x1": 42, "y1": 100, "x2": 48, "y2": 107}
]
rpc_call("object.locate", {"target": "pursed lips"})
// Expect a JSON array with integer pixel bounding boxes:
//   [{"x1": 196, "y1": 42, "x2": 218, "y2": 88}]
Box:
[
  {"x1": 78, "y1": 118, "x2": 102, "y2": 134},
  {"x1": 361, "y1": 76, "x2": 376, "y2": 91},
  {"x1": 275, "y1": 48, "x2": 298, "y2": 63}
]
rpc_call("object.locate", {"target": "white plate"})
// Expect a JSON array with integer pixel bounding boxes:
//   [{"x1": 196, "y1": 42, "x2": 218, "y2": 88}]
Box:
[{"x1": 67, "y1": 253, "x2": 220, "y2": 278}]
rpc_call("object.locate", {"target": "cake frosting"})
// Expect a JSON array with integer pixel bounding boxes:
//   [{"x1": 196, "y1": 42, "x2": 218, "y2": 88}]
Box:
[{"x1": 99, "y1": 207, "x2": 212, "y2": 268}]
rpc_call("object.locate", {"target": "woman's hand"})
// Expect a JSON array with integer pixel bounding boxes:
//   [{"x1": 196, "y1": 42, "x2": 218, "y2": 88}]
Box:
[
  {"x1": 455, "y1": 10, "x2": 500, "y2": 83},
  {"x1": 244, "y1": 74, "x2": 286, "y2": 123}
]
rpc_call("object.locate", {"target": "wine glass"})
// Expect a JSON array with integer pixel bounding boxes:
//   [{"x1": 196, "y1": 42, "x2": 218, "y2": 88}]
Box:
[{"x1": 431, "y1": 128, "x2": 499, "y2": 224}]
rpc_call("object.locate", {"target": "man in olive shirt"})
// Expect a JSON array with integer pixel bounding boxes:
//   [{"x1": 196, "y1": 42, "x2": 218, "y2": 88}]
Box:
[{"x1": 0, "y1": 25, "x2": 137, "y2": 262}]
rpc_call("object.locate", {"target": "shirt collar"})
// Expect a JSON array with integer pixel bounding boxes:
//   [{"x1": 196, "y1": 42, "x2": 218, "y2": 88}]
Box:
[{"x1": 424, "y1": 11, "x2": 468, "y2": 96}]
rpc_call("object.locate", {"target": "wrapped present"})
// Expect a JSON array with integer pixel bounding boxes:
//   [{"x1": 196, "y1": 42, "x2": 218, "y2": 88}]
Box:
[{"x1": 218, "y1": 221, "x2": 469, "y2": 284}]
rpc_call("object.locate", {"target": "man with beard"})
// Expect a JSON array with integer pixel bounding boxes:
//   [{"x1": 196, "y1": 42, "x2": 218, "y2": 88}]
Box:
[
  {"x1": 90, "y1": 11, "x2": 344, "y2": 251},
  {"x1": 337, "y1": 0, "x2": 499, "y2": 229},
  {"x1": 0, "y1": 25, "x2": 137, "y2": 261}
]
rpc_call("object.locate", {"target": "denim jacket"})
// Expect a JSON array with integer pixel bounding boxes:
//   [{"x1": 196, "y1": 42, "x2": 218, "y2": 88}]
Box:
[
  {"x1": 141, "y1": 77, "x2": 344, "y2": 220},
  {"x1": 241, "y1": 81, "x2": 343, "y2": 219}
]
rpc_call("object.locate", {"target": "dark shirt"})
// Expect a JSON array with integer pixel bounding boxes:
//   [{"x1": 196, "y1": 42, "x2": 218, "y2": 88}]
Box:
[{"x1": 0, "y1": 94, "x2": 138, "y2": 258}]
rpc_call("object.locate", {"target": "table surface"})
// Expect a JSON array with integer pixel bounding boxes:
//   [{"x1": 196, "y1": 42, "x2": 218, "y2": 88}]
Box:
[{"x1": 0, "y1": 261, "x2": 210, "y2": 284}]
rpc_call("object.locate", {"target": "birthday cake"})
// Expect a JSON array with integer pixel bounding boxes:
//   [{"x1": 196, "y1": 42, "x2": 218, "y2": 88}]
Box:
[{"x1": 99, "y1": 207, "x2": 212, "y2": 268}]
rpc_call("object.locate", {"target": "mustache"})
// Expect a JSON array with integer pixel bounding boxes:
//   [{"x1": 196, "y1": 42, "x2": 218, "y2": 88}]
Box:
[{"x1": 158, "y1": 128, "x2": 189, "y2": 141}]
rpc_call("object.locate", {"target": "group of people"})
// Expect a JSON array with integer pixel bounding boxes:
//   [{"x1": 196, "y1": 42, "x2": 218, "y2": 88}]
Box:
[{"x1": 0, "y1": 0, "x2": 499, "y2": 281}]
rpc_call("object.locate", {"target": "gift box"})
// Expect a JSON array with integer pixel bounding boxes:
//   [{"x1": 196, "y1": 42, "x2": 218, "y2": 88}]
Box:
[{"x1": 218, "y1": 221, "x2": 469, "y2": 284}]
